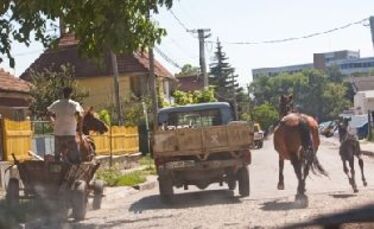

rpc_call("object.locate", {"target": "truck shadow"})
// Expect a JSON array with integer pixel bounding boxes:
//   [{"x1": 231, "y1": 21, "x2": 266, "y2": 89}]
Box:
[{"x1": 129, "y1": 189, "x2": 241, "y2": 213}]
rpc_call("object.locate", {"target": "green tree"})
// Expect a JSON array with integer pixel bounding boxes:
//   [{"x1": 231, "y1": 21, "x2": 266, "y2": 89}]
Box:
[
  {"x1": 176, "y1": 64, "x2": 200, "y2": 77},
  {"x1": 209, "y1": 39, "x2": 235, "y2": 99},
  {"x1": 249, "y1": 69, "x2": 352, "y2": 121},
  {"x1": 29, "y1": 64, "x2": 88, "y2": 119},
  {"x1": 0, "y1": 0, "x2": 173, "y2": 67},
  {"x1": 209, "y1": 39, "x2": 244, "y2": 119},
  {"x1": 322, "y1": 83, "x2": 351, "y2": 118},
  {"x1": 251, "y1": 103, "x2": 279, "y2": 130},
  {"x1": 173, "y1": 88, "x2": 217, "y2": 106}
]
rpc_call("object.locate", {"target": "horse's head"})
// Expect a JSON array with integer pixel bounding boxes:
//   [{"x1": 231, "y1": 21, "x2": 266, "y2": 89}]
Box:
[
  {"x1": 337, "y1": 117, "x2": 351, "y2": 142},
  {"x1": 81, "y1": 107, "x2": 109, "y2": 135},
  {"x1": 279, "y1": 94, "x2": 294, "y2": 117}
]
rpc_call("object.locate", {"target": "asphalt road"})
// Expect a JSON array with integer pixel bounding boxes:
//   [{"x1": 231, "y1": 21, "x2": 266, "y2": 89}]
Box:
[{"x1": 28, "y1": 136, "x2": 374, "y2": 228}]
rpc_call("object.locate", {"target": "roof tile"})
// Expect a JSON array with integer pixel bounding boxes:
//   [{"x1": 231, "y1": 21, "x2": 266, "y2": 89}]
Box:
[{"x1": 0, "y1": 68, "x2": 30, "y2": 93}]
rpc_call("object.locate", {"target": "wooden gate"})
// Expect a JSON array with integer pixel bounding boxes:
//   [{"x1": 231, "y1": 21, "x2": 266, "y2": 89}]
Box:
[{"x1": 2, "y1": 119, "x2": 32, "y2": 161}]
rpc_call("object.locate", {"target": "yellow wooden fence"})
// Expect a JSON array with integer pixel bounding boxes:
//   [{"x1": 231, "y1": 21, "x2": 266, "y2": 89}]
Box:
[
  {"x1": 91, "y1": 126, "x2": 139, "y2": 155},
  {"x1": 1, "y1": 118, "x2": 139, "y2": 161},
  {"x1": 1, "y1": 119, "x2": 32, "y2": 161}
]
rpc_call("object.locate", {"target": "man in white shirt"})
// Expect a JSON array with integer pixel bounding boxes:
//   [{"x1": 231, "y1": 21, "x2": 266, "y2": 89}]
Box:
[{"x1": 48, "y1": 87, "x2": 84, "y2": 163}]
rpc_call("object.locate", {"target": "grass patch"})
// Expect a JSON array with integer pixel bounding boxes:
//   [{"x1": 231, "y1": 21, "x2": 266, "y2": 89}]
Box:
[
  {"x1": 139, "y1": 154, "x2": 153, "y2": 166},
  {"x1": 96, "y1": 168, "x2": 122, "y2": 186},
  {"x1": 116, "y1": 171, "x2": 146, "y2": 186},
  {"x1": 96, "y1": 155, "x2": 157, "y2": 187}
]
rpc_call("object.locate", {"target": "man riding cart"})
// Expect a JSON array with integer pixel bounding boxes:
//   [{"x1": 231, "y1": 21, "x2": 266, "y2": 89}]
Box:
[
  {"x1": 47, "y1": 86, "x2": 84, "y2": 163},
  {"x1": 5, "y1": 87, "x2": 108, "y2": 221}
]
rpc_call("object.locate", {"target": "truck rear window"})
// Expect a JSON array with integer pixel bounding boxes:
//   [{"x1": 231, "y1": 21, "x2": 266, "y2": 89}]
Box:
[{"x1": 167, "y1": 109, "x2": 222, "y2": 128}]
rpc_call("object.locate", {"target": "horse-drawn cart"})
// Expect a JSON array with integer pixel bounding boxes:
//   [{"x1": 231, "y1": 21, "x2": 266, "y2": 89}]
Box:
[{"x1": 6, "y1": 154, "x2": 104, "y2": 221}]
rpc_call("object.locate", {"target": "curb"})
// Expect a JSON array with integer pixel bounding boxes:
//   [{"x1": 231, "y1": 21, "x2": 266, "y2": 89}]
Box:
[
  {"x1": 101, "y1": 175, "x2": 158, "y2": 201},
  {"x1": 132, "y1": 175, "x2": 158, "y2": 191}
]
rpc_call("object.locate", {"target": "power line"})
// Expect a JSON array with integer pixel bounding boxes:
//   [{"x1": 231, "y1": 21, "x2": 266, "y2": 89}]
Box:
[
  {"x1": 168, "y1": 9, "x2": 197, "y2": 39},
  {"x1": 169, "y1": 9, "x2": 190, "y2": 32},
  {"x1": 207, "y1": 17, "x2": 369, "y2": 45},
  {"x1": 154, "y1": 47, "x2": 183, "y2": 70}
]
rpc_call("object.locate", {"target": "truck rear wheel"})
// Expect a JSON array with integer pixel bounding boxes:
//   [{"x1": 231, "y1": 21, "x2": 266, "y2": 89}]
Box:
[
  {"x1": 227, "y1": 176, "x2": 236, "y2": 190},
  {"x1": 238, "y1": 167, "x2": 250, "y2": 197},
  {"x1": 158, "y1": 174, "x2": 174, "y2": 203}
]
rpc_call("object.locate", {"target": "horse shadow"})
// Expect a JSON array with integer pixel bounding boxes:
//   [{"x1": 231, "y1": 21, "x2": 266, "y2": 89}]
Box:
[
  {"x1": 284, "y1": 203, "x2": 374, "y2": 229},
  {"x1": 330, "y1": 194, "x2": 356, "y2": 199},
  {"x1": 260, "y1": 199, "x2": 307, "y2": 211},
  {"x1": 129, "y1": 189, "x2": 241, "y2": 213}
]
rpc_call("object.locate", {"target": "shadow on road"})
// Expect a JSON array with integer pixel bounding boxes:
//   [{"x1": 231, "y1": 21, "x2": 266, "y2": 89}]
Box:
[
  {"x1": 283, "y1": 203, "x2": 374, "y2": 229},
  {"x1": 69, "y1": 215, "x2": 175, "y2": 229},
  {"x1": 129, "y1": 189, "x2": 241, "y2": 213},
  {"x1": 330, "y1": 194, "x2": 357, "y2": 199},
  {"x1": 260, "y1": 200, "x2": 307, "y2": 211}
]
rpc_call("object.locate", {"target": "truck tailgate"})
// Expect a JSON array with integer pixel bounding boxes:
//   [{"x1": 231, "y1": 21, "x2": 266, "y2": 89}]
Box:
[{"x1": 153, "y1": 124, "x2": 252, "y2": 157}]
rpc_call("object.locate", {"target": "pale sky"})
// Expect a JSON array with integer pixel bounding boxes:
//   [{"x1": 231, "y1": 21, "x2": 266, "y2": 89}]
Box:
[{"x1": 2, "y1": 0, "x2": 374, "y2": 87}]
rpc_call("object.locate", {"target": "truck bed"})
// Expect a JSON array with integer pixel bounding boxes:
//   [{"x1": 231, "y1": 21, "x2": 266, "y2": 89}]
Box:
[{"x1": 153, "y1": 123, "x2": 253, "y2": 157}]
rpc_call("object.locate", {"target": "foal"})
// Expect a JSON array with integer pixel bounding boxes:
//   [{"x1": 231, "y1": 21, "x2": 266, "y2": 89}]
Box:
[{"x1": 338, "y1": 117, "x2": 367, "y2": 192}]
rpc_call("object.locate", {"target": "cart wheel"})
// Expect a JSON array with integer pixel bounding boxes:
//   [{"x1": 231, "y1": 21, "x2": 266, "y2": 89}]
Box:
[
  {"x1": 72, "y1": 180, "x2": 88, "y2": 221},
  {"x1": 158, "y1": 174, "x2": 174, "y2": 203},
  {"x1": 92, "y1": 180, "x2": 104, "y2": 210},
  {"x1": 238, "y1": 166, "x2": 250, "y2": 197},
  {"x1": 6, "y1": 178, "x2": 19, "y2": 207},
  {"x1": 56, "y1": 183, "x2": 70, "y2": 219}
]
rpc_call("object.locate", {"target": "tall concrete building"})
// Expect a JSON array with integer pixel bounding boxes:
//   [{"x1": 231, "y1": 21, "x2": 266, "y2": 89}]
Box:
[{"x1": 252, "y1": 50, "x2": 374, "y2": 79}]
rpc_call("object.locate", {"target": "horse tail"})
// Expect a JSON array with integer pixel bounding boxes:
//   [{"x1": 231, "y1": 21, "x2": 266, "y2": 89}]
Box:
[{"x1": 298, "y1": 119, "x2": 328, "y2": 177}]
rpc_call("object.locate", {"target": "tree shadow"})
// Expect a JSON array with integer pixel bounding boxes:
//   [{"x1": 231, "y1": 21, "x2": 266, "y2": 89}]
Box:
[
  {"x1": 260, "y1": 199, "x2": 307, "y2": 211},
  {"x1": 129, "y1": 189, "x2": 241, "y2": 213},
  {"x1": 284, "y1": 204, "x2": 374, "y2": 229}
]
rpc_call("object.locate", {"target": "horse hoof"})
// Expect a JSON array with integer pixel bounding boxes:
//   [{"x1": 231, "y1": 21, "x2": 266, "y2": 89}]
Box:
[
  {"x1": 354, "y1": 189, "x2": 359, "y2": 193},
  {"x1": 295, "y1": 194, "x2": 308, "y2": 208},
  {"x1": 277, "y1": 183, "x2": 285, "y2": 190},
  {"x1": 363, "y1": 181, "x2": 368, "y2": 187}
]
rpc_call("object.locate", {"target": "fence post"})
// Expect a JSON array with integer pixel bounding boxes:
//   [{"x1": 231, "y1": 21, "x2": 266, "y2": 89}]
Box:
[{"x1": 109, "y1": 125, "x2": 113, "y2": 167}]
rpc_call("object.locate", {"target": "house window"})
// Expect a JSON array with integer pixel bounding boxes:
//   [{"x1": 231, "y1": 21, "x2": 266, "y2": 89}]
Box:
[{"x1": 130, "y1": 76, "x2": 142, "y2": 97}]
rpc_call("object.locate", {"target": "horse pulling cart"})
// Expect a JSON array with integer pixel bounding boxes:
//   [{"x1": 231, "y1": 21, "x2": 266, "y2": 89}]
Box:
[{"x1": 6, "y1": 154, "x2": 104, "y2": 221}]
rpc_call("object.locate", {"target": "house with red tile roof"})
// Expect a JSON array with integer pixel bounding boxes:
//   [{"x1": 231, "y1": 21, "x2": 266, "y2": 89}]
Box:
[
  {"x1": 174, "y1": 74, "x2": 204, "y2": 92},
  {"x1": 21, "y1": 33, "x2": 175, "y2": 109},
  {"x1": 0, "y1": 68, "x2": 31, "y2": 120}
]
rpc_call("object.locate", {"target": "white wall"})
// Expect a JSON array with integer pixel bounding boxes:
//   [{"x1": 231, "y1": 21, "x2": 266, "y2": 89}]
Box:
[{"x1": 354, "y1": 91, "x2": 374, "y2": 114}]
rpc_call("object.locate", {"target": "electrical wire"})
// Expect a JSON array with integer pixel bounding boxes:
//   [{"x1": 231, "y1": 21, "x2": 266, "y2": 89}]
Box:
[
  {"x1": 154, "y1": 47, "x2": 183, "y2": 70},
  {"x1": 169, "y1": 9, "x2": 190, "y2": 32},
  {"x1": 206, "y1": 17, "x2": 369, "y2": 45}
]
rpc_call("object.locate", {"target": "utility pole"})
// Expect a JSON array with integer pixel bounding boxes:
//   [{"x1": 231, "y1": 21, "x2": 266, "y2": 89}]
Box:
[
  {"x1": 188, "y1": 28, "x2": 211, "y2": 89},
  {"x1": 370, "y1": 16, "x2": 374, "y2": 51},
  {"x1": 231, "y1": 74, "x2": 239, "y2": 120},
  {"x1": 147, "y1": 3, "x2": 159, "y2": 132},
  {"x1": 110, "y1": 51, "x2": 123, "y2": 124}
]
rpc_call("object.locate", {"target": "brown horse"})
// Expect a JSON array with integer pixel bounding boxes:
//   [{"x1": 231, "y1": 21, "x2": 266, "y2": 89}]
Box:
[
  {"x1": 76, "y1": 107, "x2": 109, "y2": 161},
  {"x1": 337, "y1": 117, "x2": 367, "y2": 192},
  {"x1": 273, "y1": 95, "x2": 327, "y2": 204}
]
